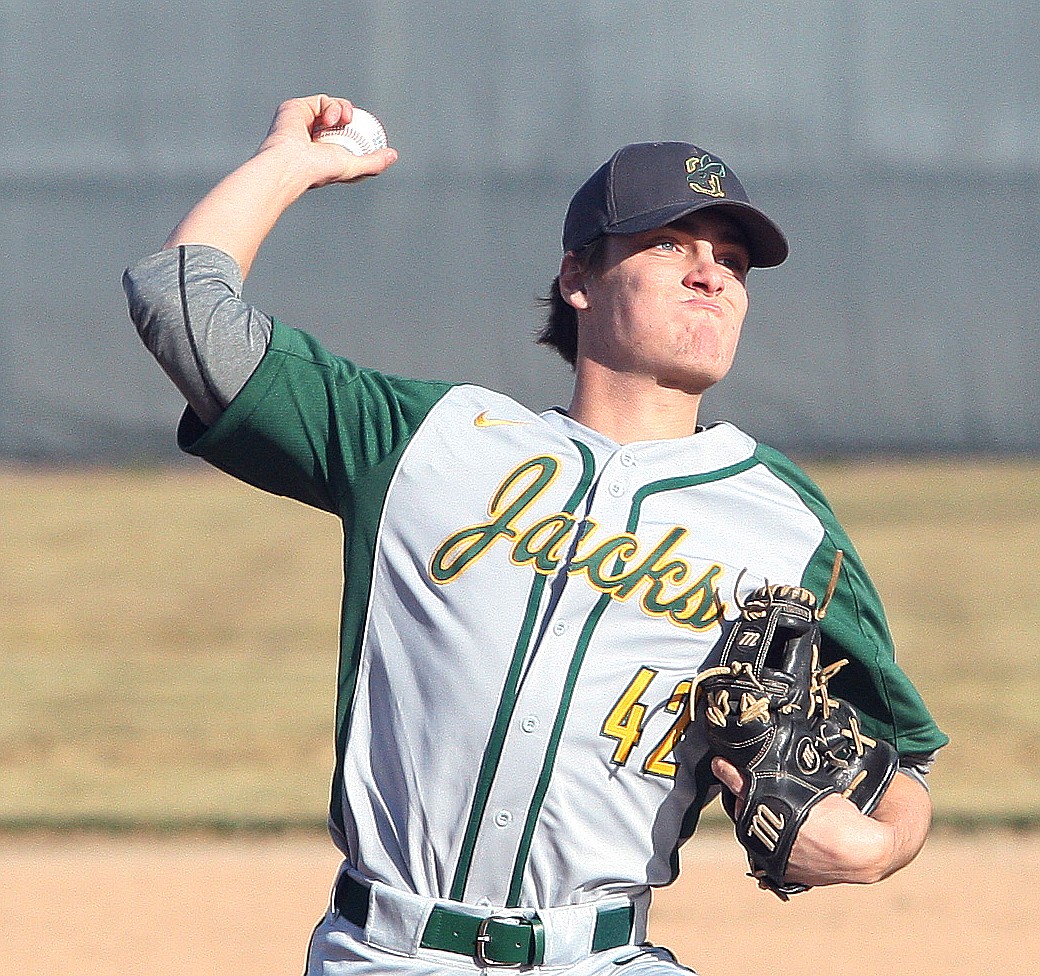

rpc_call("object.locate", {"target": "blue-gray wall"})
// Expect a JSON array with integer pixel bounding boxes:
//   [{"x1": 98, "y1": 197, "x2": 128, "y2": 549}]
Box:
[{"x1": 2, "y1": 1, "x2": 1037, "y2": 460}]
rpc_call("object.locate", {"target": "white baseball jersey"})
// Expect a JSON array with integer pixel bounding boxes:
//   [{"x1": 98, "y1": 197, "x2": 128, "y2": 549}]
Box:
[{"x1": 180, "y1": 320, "x2": 946, "y2": 912}]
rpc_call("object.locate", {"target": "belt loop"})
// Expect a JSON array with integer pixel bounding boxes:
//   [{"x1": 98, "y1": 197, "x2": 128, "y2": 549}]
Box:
[
  {"x1": 592, "y1": 904, "x2": 634, "y2": 953},
  {"x1": 530, "y1": 916, "x2": 546, "y2": 966},
  {"x1": 334, "y1": 871, "x2": 370, "y2": 929}
]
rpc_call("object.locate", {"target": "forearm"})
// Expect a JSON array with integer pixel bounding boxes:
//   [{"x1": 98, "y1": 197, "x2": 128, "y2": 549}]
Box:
[
  {"x1": 163, "y1": 145, "x2": 312, "y2": 278},
  {"x1": 784, "y1": 769, "x2": 933, "y2": 888}
]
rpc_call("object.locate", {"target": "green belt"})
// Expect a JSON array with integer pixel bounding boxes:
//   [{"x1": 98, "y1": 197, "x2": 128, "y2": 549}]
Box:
[{"x1": 334, "y1": 873, "x2": 635, "y2": 967}]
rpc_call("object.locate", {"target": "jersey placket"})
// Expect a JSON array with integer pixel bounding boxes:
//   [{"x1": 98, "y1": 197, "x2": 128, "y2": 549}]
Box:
[{"x1": 455, "y1": 445, "x2": 640, "y2": 907}]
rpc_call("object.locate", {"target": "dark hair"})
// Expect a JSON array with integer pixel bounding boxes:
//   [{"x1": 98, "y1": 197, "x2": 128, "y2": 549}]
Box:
[{"x1": 536, "y1": 238, "x2": 607, "y2": 368}]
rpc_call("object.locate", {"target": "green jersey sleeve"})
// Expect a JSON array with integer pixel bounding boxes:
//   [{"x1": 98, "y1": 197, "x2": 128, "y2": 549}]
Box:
[
  {"x1": 756, "y1": 444, "x2": 949, "y2": 757},
  {"x1": 177, "y1": 319, "x2": 454, "y2": 513}
]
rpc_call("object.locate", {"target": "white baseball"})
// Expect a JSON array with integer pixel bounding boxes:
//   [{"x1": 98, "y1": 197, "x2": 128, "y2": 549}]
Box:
[{"x1": 315, "y1": 107, "x2": 388, "y2": 156}]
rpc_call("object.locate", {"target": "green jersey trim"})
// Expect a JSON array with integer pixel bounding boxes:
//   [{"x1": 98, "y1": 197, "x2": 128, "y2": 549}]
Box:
[
  {"x1": 450, "y1": 440, "x2": 598, "y2": 903},
  {"x1": 671, "y1": 752, "x2": 718, "y2": 881},
  {"x1": 330, "y1": 431, "x2": 432, "y2": 843},
  {"x1": 626, "y1": 457, "x2": 760, "y2": 532},
  {"x1": 506, "y1": 589, "x2": 612, "y2": 906},
  {"x1": 179, "y1": 319, "x2": 457, "y2": 513},
  {"x1": 505, "y1": 456, "x2": 763, "y2": 905}
]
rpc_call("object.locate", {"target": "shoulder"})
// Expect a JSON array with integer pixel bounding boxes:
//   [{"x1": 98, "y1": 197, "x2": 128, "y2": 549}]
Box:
[{"x1": 750, "y1": 439, "x2": 832, "y2": 510}]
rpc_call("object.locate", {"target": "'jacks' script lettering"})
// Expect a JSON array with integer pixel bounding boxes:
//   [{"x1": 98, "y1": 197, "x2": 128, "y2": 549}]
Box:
[{"x1": 429, "y1": 456, "x2": 722, "y2": 631}]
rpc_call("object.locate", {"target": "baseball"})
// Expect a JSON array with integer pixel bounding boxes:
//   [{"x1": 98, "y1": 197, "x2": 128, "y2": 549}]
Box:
[{"x1": 315, "y1": 107, "x2": 388, "y2": 156}]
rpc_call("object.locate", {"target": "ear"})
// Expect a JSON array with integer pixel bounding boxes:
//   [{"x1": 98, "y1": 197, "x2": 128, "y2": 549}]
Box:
[{"x1": 558, "y1": 252, "x2": 591, "y2": 311}]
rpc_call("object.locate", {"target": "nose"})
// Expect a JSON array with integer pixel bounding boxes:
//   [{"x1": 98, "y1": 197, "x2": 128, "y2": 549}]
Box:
[{"x1": 681, "y1": 242, "x2": 725, "y2": 296}]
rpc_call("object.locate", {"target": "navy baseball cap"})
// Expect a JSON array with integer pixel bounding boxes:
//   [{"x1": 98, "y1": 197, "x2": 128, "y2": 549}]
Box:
[{"x1": 563, "y1": 142, "x2": 788, "y2": 267}]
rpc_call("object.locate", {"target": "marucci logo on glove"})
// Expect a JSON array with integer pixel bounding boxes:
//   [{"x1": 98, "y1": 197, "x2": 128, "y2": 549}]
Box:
[
  {"x1": 747, "y1": 804, "x2": 786, "y2": 853},
  {"x1": 796, "y1": 738, "x2": 822, "y2": 775}
]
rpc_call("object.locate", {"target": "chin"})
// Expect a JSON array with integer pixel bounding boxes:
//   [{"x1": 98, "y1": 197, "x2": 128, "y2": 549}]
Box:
[
  {"x1": 657, "y1": 374, "x2": 723, "y2": 396},
  {"x1": 660, "y1": 360, "x2": 733, "y2": 395}
]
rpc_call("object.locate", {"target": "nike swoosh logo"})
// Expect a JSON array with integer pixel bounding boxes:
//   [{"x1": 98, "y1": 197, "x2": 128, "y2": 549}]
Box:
[{"x1": 474, "y1": 410, "x2": 525, "y2": 428}]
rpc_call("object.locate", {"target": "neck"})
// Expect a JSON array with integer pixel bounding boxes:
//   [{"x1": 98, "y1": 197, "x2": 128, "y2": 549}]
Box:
[{"x1": 567, "y1": 362, "x2": 703, "y2": 444}]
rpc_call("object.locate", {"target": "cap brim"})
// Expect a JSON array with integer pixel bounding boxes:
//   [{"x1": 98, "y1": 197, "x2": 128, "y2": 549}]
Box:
[{"x1": 607, "y1": 199, "x2": 789, "y2": 268}]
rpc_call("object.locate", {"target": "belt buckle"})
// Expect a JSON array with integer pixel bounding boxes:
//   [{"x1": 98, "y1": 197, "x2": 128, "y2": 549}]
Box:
[{"x1": 474, "y1": 913, "x2": 532, "y2": 968}]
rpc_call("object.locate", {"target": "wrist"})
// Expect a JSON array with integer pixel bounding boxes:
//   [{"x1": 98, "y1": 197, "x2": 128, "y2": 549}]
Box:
[{"x1": 247, "y1": 142, "x2": 317, "y2": 207}]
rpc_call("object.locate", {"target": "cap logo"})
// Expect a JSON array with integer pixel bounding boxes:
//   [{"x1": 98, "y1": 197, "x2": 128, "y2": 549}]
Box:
[{"x1": 685, "y1": 154, "x2": 726, "y2": 198}]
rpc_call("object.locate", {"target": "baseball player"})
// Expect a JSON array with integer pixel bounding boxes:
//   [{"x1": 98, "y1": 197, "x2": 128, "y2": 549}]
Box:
[{"x1": 123, "y1": 96, "x2": 947, "y2": 975}]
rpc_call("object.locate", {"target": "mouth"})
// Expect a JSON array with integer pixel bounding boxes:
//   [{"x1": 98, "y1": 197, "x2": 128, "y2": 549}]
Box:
[{"x1": 681, "y1": 297, "x2": 723, "y2": 313}]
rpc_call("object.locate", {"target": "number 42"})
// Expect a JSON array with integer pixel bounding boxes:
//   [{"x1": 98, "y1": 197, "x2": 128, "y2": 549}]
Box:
[{"x1": 600, "y1": 667, "x2": 692, "y2": 778}]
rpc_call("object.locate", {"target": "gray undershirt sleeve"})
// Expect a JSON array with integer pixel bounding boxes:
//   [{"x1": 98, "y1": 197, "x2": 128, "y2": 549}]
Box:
[
  {"x1": 897, "y1": 751, "x2": 938, "y2": 791},
  {"x1": 122, "y1": 245, "x2": 273, "y2": 426}
]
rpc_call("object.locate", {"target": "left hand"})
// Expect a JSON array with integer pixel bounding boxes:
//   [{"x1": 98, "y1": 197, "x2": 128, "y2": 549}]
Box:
[{"x1": 712, "y1": 756, "x2": 901, "y2": 886}]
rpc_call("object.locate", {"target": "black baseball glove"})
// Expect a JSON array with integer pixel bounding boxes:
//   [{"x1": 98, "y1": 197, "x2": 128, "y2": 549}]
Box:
[{"x1": 693, "y1": 562, "x2": 899, "y2": 899}]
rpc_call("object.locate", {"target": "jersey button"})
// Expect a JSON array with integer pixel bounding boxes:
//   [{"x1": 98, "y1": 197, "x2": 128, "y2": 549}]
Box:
[
  {"x1": 520, "y1": 716, "x2": 539, "y2": 733},
  {"x1": 552, "y1": 620, "x2": 568, "y2": 636},
  {"x1": 608, "y1": 482, "x2": 624, "y2": 497},
  {"x1": 620, "y1": 450, "x2": 636, "y2": 466},
  {"x1": 493, "y1": 810, "x2": 513, "y2": 828}
]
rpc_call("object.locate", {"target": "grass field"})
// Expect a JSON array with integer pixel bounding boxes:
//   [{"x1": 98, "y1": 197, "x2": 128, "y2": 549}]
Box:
[{"x1": 2, "y1": 458, "x2": 1037, "y2": 829}]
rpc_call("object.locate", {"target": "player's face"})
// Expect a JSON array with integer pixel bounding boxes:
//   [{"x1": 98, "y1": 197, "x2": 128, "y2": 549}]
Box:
[{"x1": 571, "y1": 213, "x2": 751, "y2": 395}]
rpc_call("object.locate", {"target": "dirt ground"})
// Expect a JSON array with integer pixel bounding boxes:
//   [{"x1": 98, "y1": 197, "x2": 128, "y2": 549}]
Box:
[{"x1": 2, "y1": 831, "x2": 1033, "y2": 976}]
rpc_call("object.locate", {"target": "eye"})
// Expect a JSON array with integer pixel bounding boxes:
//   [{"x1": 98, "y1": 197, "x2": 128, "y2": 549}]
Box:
[
  {"x1": 718, "y1": 253, "x2": 750, "y2": 277},
  {"x1": 654, "y1": 239, "x2": 680, "y2": 252}
]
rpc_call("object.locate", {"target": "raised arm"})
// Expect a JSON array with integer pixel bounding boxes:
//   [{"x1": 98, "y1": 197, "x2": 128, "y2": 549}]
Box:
[
  {"x1": 124, "y1": 96, "x2": 397, "y2": 426},
  {"x1": 165, "y1": 95, "x2": 397, "y2": 277}
]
